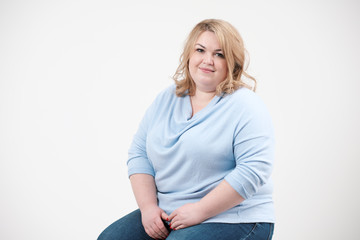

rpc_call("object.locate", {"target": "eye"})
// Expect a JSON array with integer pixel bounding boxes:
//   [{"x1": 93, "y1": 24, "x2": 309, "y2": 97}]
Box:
[
  {"x1": 196, "y1": 48, "x2": 204, "y2": 53},
  {"x1": 215, "y1": 53, "x2": 225, "y2": 58}
]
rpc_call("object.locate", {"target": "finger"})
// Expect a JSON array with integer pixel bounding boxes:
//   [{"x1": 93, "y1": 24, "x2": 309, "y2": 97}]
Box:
[
  {"x1": 148, "y1": 225, "x2": 165, "y2": 240},
  {"x1": 168, "y1": 211, "x2": 177, "y2": 221},
  {"x1": 170, "y1": 218, "x2": 179, "y2": 230},
  {"x1": 151, "y1": 229, "x2": 165, "y2": 240},
  {"x1": 174, "y1": 224, "x2": 186, "y2": 231},
  {"x1": 169, "y1": 220, "x2": 180, "y2": 231},
  {"x1": 154, "y1": 221, "x2": 169, "y2": 239},
  {"x1": 145, "y1": 228, "x2": 157, "y2": 239},
  {"x1": 149, "y1": 226, "x2": 163, "y2": 240},
  {"x1": 161, "y1": 211, "x2": 169, "y2": 221}
]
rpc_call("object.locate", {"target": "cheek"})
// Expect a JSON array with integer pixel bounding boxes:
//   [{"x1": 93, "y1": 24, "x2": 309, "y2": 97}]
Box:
[
  {"x1": 188, "y1": 56, "x2": 200, "y2": 74},
  {"x1": 188, "y1": 59, "x2": 195, "y2": 75},
  {"x1": 188, "y1": 58, "x2": 194, "y2": 69},
  {"x1": 218, "y1": 61, "x2": 228, "y2": 75},
  {"x1": 224, "y1": 65, "x2": 229, "y2": 75},
  {"x1": 217, "y1": 64, "x2": 228, "y2": 82},
  {"x1": 189, "y1": 54, "x2": 200, "y2": 67}
]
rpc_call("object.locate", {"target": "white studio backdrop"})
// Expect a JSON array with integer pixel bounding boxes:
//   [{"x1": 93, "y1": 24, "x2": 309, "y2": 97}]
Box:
[{"x1": 1, "y1": 0, "x2": 359, "y2": 239}]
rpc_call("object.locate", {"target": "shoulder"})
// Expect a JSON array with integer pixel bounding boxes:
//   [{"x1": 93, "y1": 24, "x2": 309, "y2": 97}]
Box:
[
  {"x1": 152, "y1": 84, "x2": 177, "y2": 103},
  {"x1": 223, "y1": 88, "x2": 273, "y2": 131},
  {"x1": 140, "y1": 84, "x2": 177, "y2": 124},
  {"x1": 231, "y1": 87, "x2": 260, "y2": 101},
  {"x1": 145, "y1": 84, "x2": 178, "y2": 115},
  {"x1": 226, "y1": 87, "x2": 268, "y2": 113},
  {"x1": 228, "y1": 88, "x2": 274, "y2": 137}
]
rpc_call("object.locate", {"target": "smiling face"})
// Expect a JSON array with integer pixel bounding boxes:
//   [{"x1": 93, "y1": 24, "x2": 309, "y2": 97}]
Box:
[{"x1": 188, "y1": 31, "x2": 228, "y2": 93}]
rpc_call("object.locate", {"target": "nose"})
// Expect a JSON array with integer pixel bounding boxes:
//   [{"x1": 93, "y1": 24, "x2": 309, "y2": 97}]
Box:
[{"x1": 202, "y1": 53, "x2": 214, "y2": 65}]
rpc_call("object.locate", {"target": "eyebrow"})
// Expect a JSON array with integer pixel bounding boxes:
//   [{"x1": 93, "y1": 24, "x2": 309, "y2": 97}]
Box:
[{"x1": 196, "y1": 43, "x2": 222, "y2": 52}]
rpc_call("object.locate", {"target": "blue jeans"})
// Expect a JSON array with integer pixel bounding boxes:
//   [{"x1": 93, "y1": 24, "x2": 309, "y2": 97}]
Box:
[{"x1": 98, "y1": 209, "x2": 274, "y2": 240}]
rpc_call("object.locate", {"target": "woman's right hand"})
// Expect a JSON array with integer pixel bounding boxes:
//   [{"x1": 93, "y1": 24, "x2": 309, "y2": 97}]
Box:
[{"x1": 141, "y1": 205, "x2": 169, "y2": 239}]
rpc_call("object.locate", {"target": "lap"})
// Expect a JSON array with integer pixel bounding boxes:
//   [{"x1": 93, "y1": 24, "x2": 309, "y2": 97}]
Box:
[
  {"x1": 167, "y1": 222, "x2": 274, "y2": 240},
  {"x1": 98, "y1": 209, "x2": 274, "y2": 240},
  {"x1": 97, "y1": 209, "x2": 152, "y2": 240}
]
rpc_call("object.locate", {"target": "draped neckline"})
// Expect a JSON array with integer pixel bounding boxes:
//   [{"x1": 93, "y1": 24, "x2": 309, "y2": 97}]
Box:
[{"x1": 183, "y1": 94, "x2": 223, "y2": 121}]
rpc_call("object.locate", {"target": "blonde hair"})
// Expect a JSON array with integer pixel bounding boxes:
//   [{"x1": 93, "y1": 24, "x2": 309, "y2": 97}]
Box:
[{"x1": 173, "y1": 19, "x2": 256, "y2": 97}]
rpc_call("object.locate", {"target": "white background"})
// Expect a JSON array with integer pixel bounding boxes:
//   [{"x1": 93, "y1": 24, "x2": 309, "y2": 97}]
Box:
[{"x1": 1, "y1": 0, "x2": 359, "y2": 239}]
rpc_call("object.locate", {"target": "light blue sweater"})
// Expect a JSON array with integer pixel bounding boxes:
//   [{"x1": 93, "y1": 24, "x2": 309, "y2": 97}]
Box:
[{"x1": 127, "y1": 85, "x2": 275, "y2": 223}]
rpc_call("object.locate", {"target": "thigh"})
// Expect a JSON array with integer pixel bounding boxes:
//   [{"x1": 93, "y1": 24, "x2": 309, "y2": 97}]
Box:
[
  {"x1": 244, "y1": 223, "x2": 274, "y2": 240},
  {"x1": 245, "y1": 223, "x2": 274, "y2": 240},
  {"x1": 166, "y1": 222, "x2": 274, "y2": 240},
  {"x1": 97, "y1": 209, "x2": 153, "y2": 240}
]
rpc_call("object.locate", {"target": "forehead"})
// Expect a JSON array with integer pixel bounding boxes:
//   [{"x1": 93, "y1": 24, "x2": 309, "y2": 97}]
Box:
[{"x1": 195, "y1": 31, "x2": 222, "y2": 49}]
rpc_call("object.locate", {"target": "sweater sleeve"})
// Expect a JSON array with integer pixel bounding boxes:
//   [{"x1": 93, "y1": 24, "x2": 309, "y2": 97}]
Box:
[
  {"x1": 224, "y1": 97, "x2": 275, "y2": 200},
  {"x1": 127, "y1": 100, "x2": 156, "y2": 178}
]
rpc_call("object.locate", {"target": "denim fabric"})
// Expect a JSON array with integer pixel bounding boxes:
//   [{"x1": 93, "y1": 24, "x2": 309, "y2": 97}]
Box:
[{"x1": 98, "y1": 209, "x2": 274, "y2": 240}]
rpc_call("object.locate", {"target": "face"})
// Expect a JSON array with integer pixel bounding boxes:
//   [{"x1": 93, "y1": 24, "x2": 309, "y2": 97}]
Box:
[{"x1": 188, "y1": 31, "x2": 228, "y2": 93}]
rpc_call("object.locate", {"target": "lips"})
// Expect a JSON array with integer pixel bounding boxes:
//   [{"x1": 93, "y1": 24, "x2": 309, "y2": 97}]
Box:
[{"x1": 199, "y1": 67, "x2": 215, "y2": 73}]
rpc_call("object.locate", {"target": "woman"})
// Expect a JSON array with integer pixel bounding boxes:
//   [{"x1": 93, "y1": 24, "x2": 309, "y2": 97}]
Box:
[{"x1": 98, "y1": 19, "x2": 275, "y2": 240}]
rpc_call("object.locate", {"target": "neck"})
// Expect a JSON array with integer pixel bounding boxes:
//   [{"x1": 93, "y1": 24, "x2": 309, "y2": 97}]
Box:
[
  {"x1": 192, "y1": 88, "x2": 216, "y2": 102},
  {"x1": 190, "y1": 88, "x2": 216, "y2": 117}
]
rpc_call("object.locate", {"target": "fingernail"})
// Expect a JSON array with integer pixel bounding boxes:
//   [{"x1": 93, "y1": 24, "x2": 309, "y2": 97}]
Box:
[{"x1": 167, "y1": 218, "x2": 169, "y2": 221}]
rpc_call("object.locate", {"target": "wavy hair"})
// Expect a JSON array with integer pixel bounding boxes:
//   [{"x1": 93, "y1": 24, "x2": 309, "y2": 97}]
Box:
[{"x1": 173, "y1": 19, "x2": 256, "y2": 97}]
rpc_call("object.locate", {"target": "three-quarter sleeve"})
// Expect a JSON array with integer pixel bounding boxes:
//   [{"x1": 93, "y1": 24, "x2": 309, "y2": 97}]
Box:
[
  {"x1": 127, "y1": 102, "x2": 156, "y2": 178},
  {"x1": 224, "y1": 99, "x2": 275, "y2": 200},
  {"x1": 126, "y1": 86, "x2": 275, "y2": 222}
]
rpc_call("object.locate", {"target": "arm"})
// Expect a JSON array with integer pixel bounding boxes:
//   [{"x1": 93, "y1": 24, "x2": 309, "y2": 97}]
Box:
[
  {"x1": 168, "y1": 180, "x2": 244, "y2": 230},
  {"x1": 127, "y1": 91, "x2": 171, "y2": 238},
  {"x1": 130, "y1": 173, "x2": 169, "y2": 239},
  {"x1": 169, "y1": 96, "x2": 274, "y2": 230}
]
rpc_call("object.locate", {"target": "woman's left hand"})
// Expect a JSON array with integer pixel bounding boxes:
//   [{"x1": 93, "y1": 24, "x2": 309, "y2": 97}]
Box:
[{"x1": 168, "y1": 202, "x2": 207, "y2": 230}]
